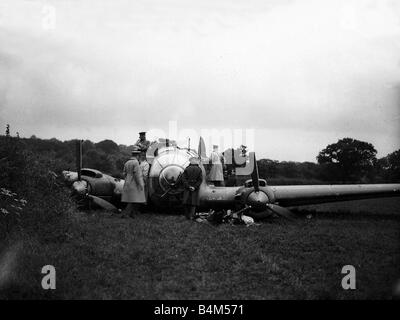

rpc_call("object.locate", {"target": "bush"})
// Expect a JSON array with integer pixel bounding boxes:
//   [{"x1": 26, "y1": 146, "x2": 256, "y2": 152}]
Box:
[
  {"x1": 0, "y1": 188, "x2": 26, "y2": 237},
  {"x1": 0, "y1": 134, "x2": 76, "y2": 240}
]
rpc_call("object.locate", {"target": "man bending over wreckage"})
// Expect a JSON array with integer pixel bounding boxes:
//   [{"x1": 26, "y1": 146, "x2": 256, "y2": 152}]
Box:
[{"x1": 181, "y1": 157, "x2": 203, "y2": 220}]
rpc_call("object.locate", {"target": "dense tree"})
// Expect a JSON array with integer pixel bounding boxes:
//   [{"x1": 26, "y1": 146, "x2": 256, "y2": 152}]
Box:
[
  {"x1": 95, "y1": 139, "x2": 119, "y2": 154},
  {"x1": 82, "y1": 140, "x2": 95, "y2": 152},
  {"x1": 257, "y1": 159, "x2": 325, "y2": 184},
  {"x1": 83, "y1": 149, "x2": 114, "y2": 173},
  {"x1": 2, "y1": 133, "x2": 397, "y2": 184},
  {"x1": 379, "y1": 149, "x2": 400, "y2": 182},
  {"x1": 0, "y1": 135, "x2": 27, "y2": 188},
  {"x1": 317, "y1": 138, "x2": 377, "y2": 181},
  {"x1": 257, "y1": 159, "x2": 279, "y2": 179}
]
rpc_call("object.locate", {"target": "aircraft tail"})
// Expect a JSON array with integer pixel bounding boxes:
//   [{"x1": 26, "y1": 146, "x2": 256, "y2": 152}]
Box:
[{"x1": 198, "y1": 137, "x2": 206, "y2": 159}]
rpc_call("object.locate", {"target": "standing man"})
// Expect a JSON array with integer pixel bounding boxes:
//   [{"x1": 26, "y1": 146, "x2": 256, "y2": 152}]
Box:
[
  {"x1": 121, "y1": 147, "x2": 146, "y2": 218},
  {"x1": 181, "y1": 157, "x2": 203, "y2": 220},
  {"x1": 139, "y1": 151, "x2": 150, "y2": 203},
  {"x1": 134, "y1": 131, "x2": 150, "y2": 154},
  {"x1": 209, "y1": 145, "x2": 225, "y2": 186}
]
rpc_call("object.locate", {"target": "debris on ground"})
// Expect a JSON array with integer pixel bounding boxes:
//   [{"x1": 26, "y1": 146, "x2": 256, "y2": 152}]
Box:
[
  {"x1": 194, "y1": 207, "x2": 259, "y2": 226},
  {"x1": 241, "y1": 215, "x2": 255, "y2": 226}
]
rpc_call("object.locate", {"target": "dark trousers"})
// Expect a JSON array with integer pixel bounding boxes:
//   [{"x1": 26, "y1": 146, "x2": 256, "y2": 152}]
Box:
[
  {"x1": 184, "y1": 205, "x2": 196, "y2": 220},
  {"x1": 122, "y1": 203, "x2": 142, "y2": 217}
]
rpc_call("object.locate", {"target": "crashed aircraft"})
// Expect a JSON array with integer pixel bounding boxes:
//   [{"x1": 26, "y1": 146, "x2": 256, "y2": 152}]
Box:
[{"x1": 63, "y1": 138, "x2": 400, "y2": 220}]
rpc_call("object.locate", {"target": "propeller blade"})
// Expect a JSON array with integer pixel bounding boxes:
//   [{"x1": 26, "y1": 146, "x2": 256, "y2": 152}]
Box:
[
  {"x1": 160, "y1": 188, "x2": 172, "y2": 198},
  {"x1": 266, "y1": 203, "x2": 296, "y2": 220},
  {"x1": 76, "y1": 139, "x2": 82, "y2": 181},
  {"x1": 250, "y1": 152, "x2": 260, "y2": 192},
  {"x1": 88, "y1": 195, "x2": 118, "y2": 212},
  {"x1": 245, "y1": 209, "x2": 273, "y2": 220}
]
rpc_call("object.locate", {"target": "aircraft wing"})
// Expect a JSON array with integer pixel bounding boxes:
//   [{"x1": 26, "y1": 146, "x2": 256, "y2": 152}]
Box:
[{"x1": 270, "y1": 184, "x2": 400, "y2": 207}]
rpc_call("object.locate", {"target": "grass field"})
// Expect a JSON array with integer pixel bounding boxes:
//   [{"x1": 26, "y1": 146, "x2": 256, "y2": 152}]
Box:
[{"x1": 1, "y1": 197, "x2": 400, "y2": 300}]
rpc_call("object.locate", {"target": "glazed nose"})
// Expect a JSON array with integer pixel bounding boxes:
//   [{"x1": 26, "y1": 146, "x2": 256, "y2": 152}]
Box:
[
  {"x1": 72, "y1": 180, "x2": 88, "y2": 195},
  {"x1": 246, "y1": 191, "x2": 269, "y2": 211},
  {"x1": 62, "y1": 170, "x2": 78, "y2": 183},
  {"x1": 160, "y1": 165, "x2": 183, "y2": 187}
]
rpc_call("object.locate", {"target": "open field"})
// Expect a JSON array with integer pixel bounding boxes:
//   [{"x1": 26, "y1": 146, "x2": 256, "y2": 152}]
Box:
[
  {"x1": 299, "y1": 197, "x2": 400, "y2": 216},
  {"x1": 1, "y1": 197, "x2": 399, "y2": 300}
]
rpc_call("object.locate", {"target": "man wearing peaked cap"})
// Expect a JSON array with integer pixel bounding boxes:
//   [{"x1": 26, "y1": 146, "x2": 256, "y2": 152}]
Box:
[
  {"x1": 134, "y1": 131, "x2": 150, "y2": 154},
  {"x1": 121, "y1": 146, "x2": 146, "y2": 218}
]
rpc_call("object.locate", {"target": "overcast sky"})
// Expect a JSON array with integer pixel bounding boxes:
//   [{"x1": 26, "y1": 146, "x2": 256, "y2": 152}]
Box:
[{"x1": 0, "y1": 0, "x2": 399, "y2": 161}]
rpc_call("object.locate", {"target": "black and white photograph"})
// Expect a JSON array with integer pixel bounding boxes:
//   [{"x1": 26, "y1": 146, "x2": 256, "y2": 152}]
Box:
[{"x1": 0, "y1": 0, "x2": 400, "y2": 304}]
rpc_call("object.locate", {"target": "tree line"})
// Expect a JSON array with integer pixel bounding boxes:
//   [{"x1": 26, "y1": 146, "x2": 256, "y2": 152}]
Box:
[
  {"x1": 1, "y1": 126, "x2": 399, "y2": 184},
  {"x1": 258, "y1": 138, "x2": 399, "y2": 184}
]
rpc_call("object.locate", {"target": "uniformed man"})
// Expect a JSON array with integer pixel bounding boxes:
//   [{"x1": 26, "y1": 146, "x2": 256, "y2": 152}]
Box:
[
  {"x1": 209, "y1": 145, "x2": 224, "y2": 186},
  {"x1": 139, "y1": 151, "x2": 150, "y2": 203},
  {"x1": 121, "y1": 147, "x2": 146, "y2": 218},
  {"x1": 134, "y1": 131, "x2": 150, "y2": 153},
  {"x1": 181, "y1": 157, "x2": 203, "y2": 220}
]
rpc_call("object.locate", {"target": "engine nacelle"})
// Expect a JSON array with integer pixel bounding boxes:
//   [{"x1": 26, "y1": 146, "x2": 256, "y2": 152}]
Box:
[
  {"x1": 148, "y1": 145, "x2": 200, "y2": 207},
  {"x1": 236, "y1": 184, "x2": 276, "y2": 212}
]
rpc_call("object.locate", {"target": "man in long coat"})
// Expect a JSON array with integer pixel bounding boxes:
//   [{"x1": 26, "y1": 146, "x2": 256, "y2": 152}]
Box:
[
  {"x1": 121, "y1": 148, "x2": 146, "y2": 218},
  {"x1": 181, "y1": 157, "x2": 203, "y2": 220},
  {"x1": 209, "y1": 145, "x2": 224, "y2": 186}
]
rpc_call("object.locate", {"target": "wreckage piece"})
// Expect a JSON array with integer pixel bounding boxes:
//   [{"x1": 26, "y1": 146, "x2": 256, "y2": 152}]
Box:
[
  {"x1": 65, "y1": 142, "x2": 124, "y2": 211},
  {"x1": 266, "y1": 203, "x2": 296, "y2": 220},
  {"x1": 207, "y1": 209, "x2": 225, "y2": 225},
  {"x1": 87, "y1": 195, "x2": 118, "y2": 212},
  {"x1": 241, "y1": 215, "x2": 255, "y2": 226},
  {"x1": 194, "y1": 208, "x2": 256, "y2": 226}
]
